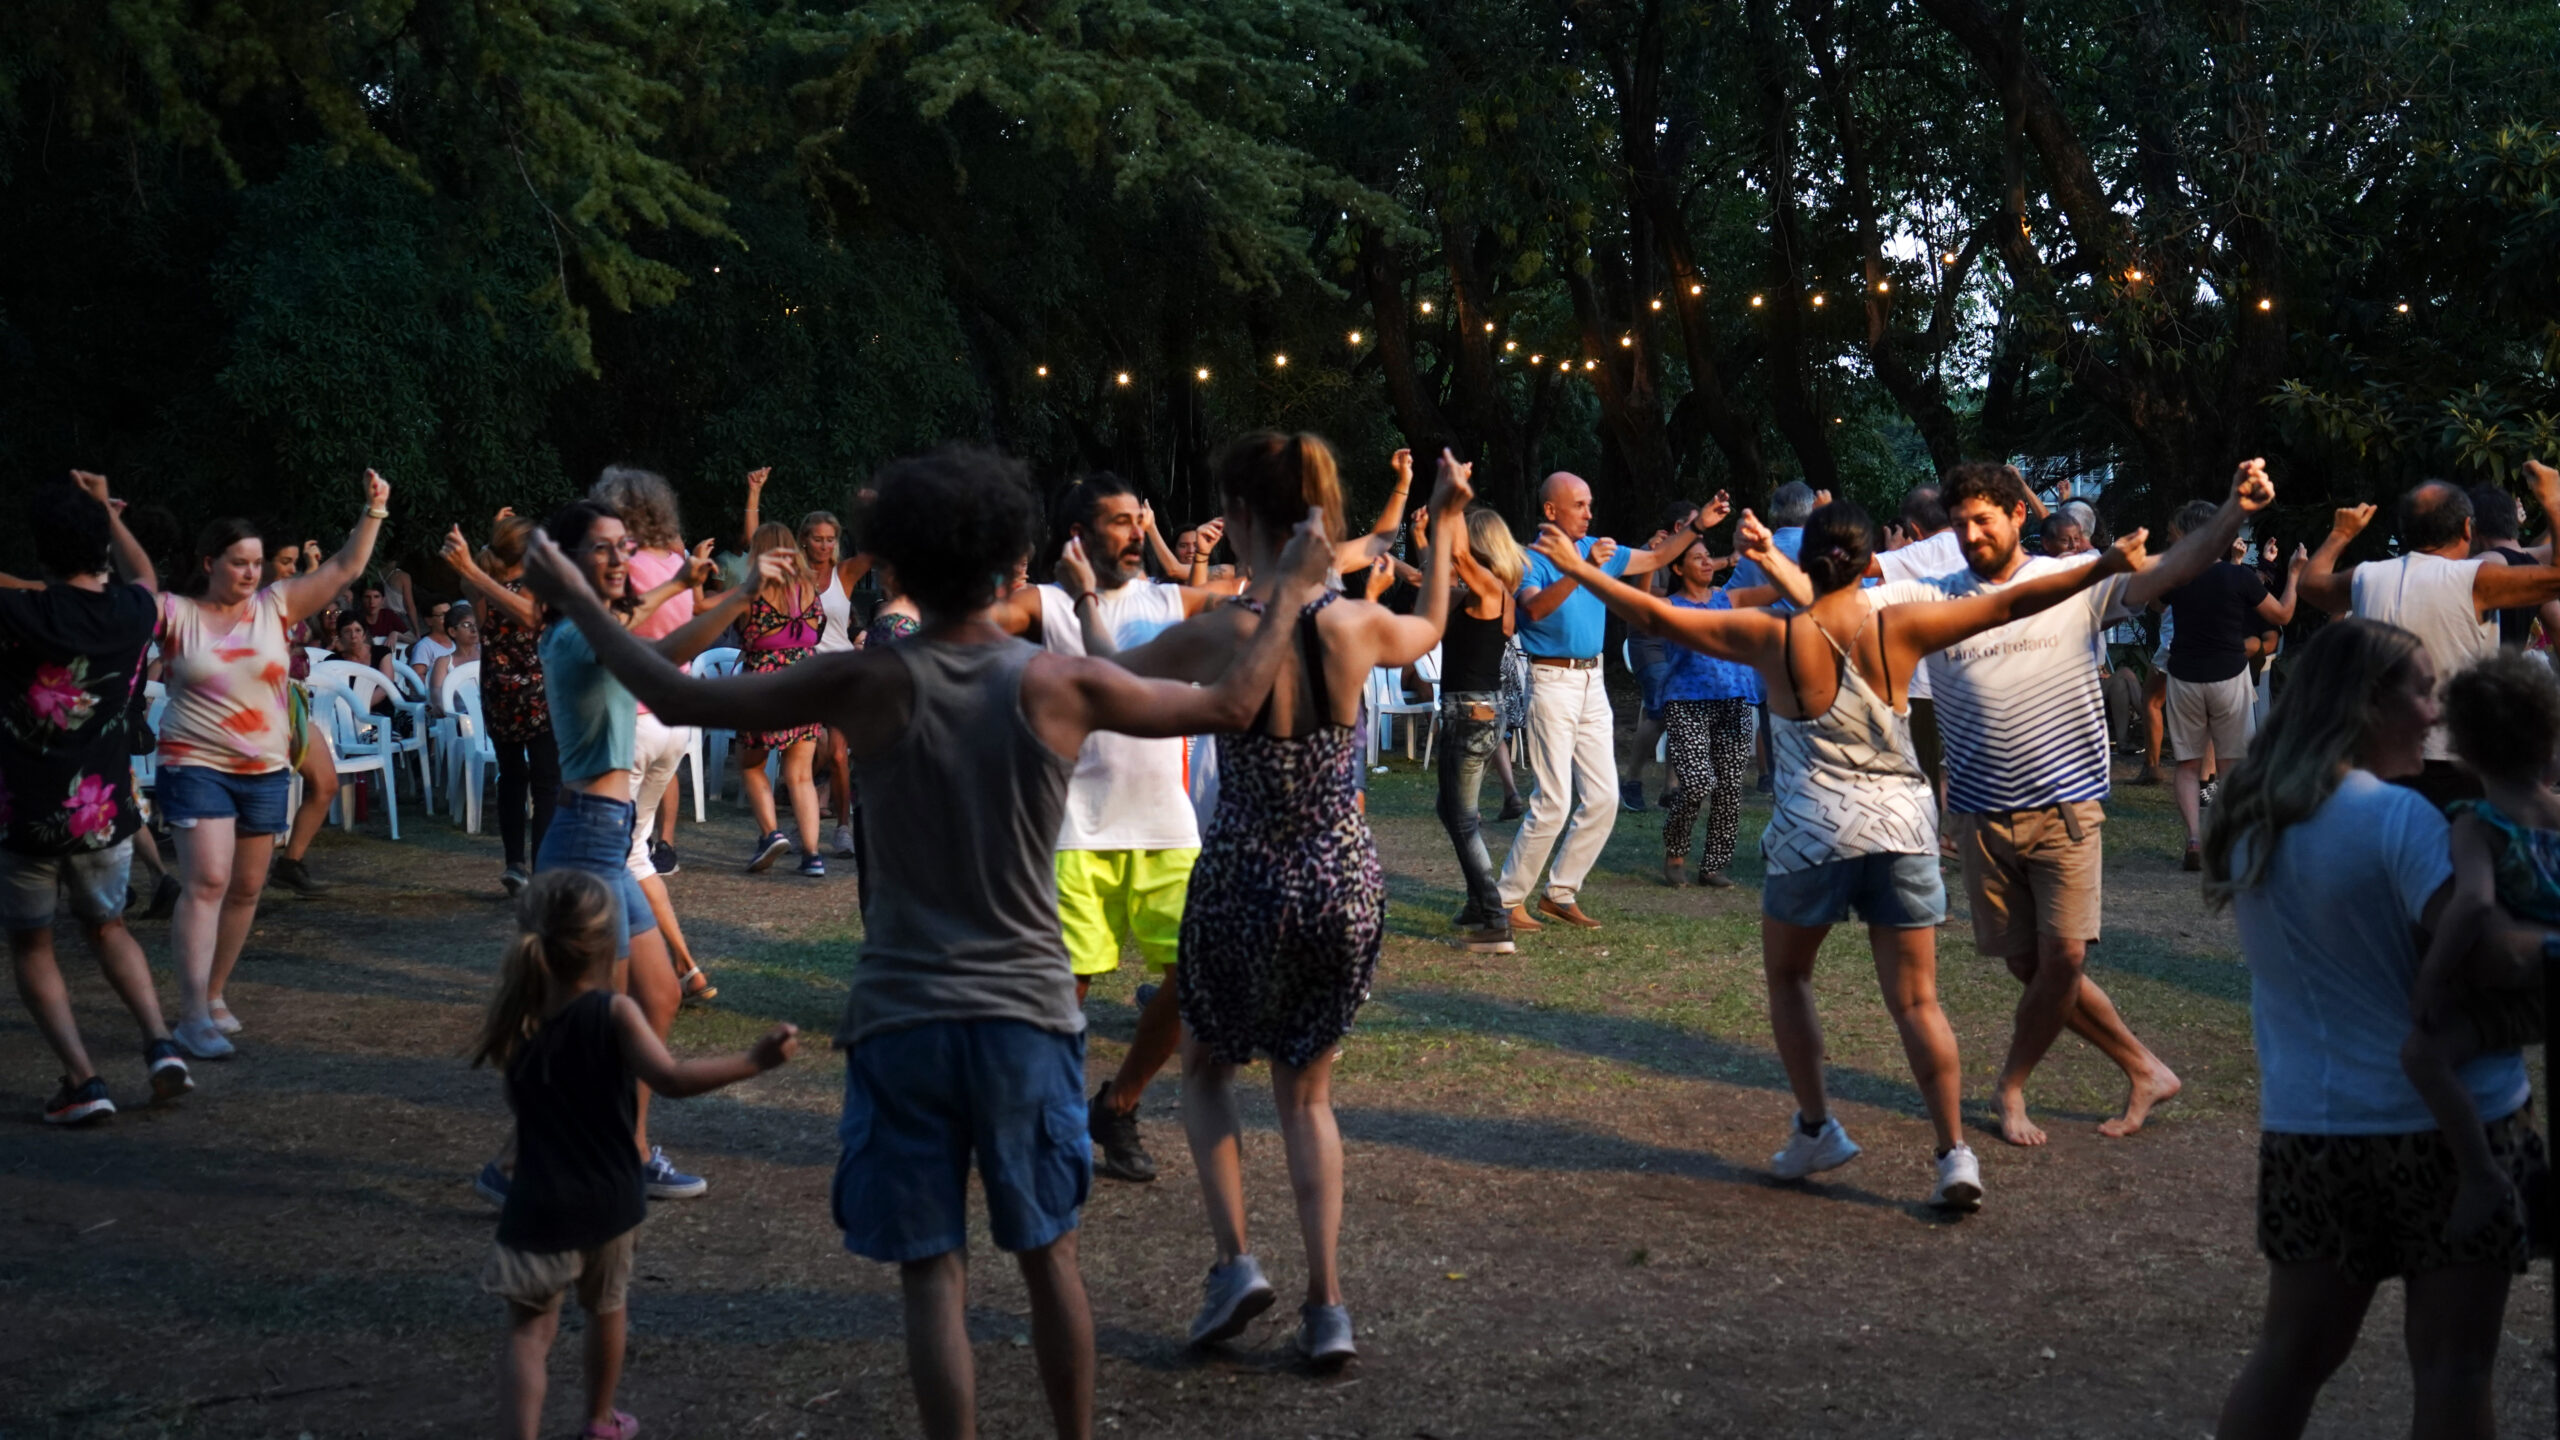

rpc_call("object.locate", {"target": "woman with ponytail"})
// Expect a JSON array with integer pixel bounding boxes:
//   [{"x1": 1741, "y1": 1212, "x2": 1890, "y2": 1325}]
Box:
[
  {"x1": 471, "y1": 870, "x2": 797, "y2": 1440},
  {"x1": 1534, "y1": 498, "x2": 2151, "y2": 1212}
]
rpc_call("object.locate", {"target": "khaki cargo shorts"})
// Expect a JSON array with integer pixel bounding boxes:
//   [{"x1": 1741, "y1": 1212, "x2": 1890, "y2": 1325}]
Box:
[
  {"x1": 480, "y1": 1226, "x2": 637, "y2": 1315},
  {"x1": 1949, "y1": 801, "x2": 2105, "y2": 955}
]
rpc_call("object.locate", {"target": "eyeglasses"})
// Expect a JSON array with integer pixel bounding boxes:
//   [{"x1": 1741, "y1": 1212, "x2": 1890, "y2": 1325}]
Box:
[{"x1": 583, "y1": 538, "x2": 642, "y2": 557}]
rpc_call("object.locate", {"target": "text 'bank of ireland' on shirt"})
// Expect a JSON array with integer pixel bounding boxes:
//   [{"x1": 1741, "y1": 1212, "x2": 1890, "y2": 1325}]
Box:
[
  {"x1": 1864, "y1": 553, "x2": 2129, "y2": 816},
  {"x1": 1515, "y1": 537, "x2": 1633, "y2": 661},
  {"x1": 1034, "y1": 583, "x2": 1200, "y2": 853}
]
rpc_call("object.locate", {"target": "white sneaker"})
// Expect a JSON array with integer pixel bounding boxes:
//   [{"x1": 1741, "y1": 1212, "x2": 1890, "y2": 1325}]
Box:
[
  {"x1": 1929, "y1": 1144, "x2": 1984, "y2": 1212},
  {"x1": 832, "y1": 824, "x2": 856, "y2": 859},
  {"x1": 1188, "y1": 1254, "x2": 1276, "y2": 1346},
  {"x1": 1769, "y1": 1114, "x2": 1861, "y2": 1180},
  {"x1": 172, "y1": 1016, "x2": 235, "y2": 1060}
]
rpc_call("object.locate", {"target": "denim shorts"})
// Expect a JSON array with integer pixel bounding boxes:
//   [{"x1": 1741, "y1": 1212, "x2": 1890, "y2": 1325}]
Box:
[
  {"x1": 157, "y1": 765, "x2": 291, "y2": 837},
  {"x1": 0, "y1": 839, "x2": 135, "y2": 934},
  {"x1": 533, "y1": 788, "x2": 658, "y2": 958},
  {"x1": 833, "y1": 1019, "x2": 1089, "y2": 1262},
  {"x1": 1762, "y1": 851, "x2": 1946, "y2": 929},
  {"x1": 1637, "y1": 660, "x2": 1673, "y2": 720}
]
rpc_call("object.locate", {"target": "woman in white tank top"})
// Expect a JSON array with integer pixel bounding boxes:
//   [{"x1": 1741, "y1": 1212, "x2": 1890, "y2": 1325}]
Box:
[
  {"x1": 799, "y1": 510, "x2": 870, "y2": 857},
  {"x1": 1534, "y1": 501, "x2": 2145, "y2": 1212}
]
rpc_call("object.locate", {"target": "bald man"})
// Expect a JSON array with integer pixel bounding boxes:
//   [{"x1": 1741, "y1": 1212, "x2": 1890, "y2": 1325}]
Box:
[
  {"x1": 2302, "y1": 460, "x2": 2560, "y2": 808},
  {"x1": 1499, "y1": 472, "x2": 1698, "y2": 931}
]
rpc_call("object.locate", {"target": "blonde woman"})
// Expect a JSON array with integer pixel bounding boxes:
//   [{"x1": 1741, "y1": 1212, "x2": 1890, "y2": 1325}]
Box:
[
  {"x1": 1431, "y1": 505, "x2": 1530, "y2": 953},
  {"x1": 731, "y1": 522, "x2": 829, "y2": 875}
]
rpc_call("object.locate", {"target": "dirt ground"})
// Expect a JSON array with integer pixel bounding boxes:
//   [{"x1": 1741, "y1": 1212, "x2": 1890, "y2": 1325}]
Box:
[{"x1": 2, "y1": 744, "x2": 2553, "y2": 1438}]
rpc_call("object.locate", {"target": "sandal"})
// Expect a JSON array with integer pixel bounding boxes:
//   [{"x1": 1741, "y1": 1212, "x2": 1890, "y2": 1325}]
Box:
[
  {"x1": 675, "y1": 963, "x2": 717, "y2": 1005},
  {"x1": 582, "y1": 1411, "x2": 639, "y2": 1440}
]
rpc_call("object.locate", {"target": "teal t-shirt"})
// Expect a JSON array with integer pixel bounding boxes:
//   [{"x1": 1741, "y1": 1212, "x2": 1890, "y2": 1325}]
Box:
[{"x1": 540, "y1": 620, "x2": 636, "y2": 783}]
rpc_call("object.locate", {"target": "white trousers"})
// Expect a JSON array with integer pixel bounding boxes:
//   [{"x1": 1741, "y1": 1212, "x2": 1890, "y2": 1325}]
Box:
[
  {"x1": 625, "y1": 711, "x2": 692, "y2": 878},
  {"x1": 1496, "y1": 664, "x2": 1619, "y2": 908}
]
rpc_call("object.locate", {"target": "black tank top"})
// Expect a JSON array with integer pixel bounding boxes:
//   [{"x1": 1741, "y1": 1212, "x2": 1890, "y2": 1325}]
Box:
[
  {"x1": 501, "y1": 989, "x2": 644, "y2": 1252},
  {"x1": 1442, "y1": 597, "x2": 1508, "y2": 693},
  {"x1": 2489, "y1": 545, "x2": 2540, "y2": 646}
]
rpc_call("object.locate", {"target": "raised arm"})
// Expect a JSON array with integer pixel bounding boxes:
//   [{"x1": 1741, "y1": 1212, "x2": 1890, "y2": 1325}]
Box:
[
  {"x1": 1055, "y1": 538, "x2": 1117, "y2": 656},
  {"x1": 1041, "y1": 513, "x2": 1338, "y2": 749},
  {"x1": 2121, "y1": 458, "x2": 2276, "y2": 609},
  {"x1": 1731, "y1": 509, "x2": 1815, "y2": 609},
  {"x1": 1622, "y1": 491, "x2": 1728, "y2": 579},
  {"x1": 1355, "y1": 451, "x2": 1473, "y2": 667},
  {"x1": 1139, "y1": 501, "x2": 1185, "y2": 580},
  {"x1": 1334, "y1": 450, "x2": 1417, "y2": 576},
  {"x1": 1886, "y1": 530, "x2": 2150, "y2": 666},
  {"x1": 71, "y1": 472, "x2": 156, "y2": 592},
  {"x1": 1186, "y1": 519, "x2": 1223, "y2": 589},
  {"x1": 2470, "y1": 460, "x2": 2560, "y2": 615},
  {"x1": 740, "y1": 467, "x2": 768, "y2": 548},
  {"x1": 653, "y1": 549, "x2": 789, "y2": 664},
  {"x1": 439, "y1": 526, "x2": 542, "y2": 631},
  {"x1": 2299, "y1": 503, "x2": 2371, "y2": 617},
  {"x1": 2255, "y1": 546, "x2": 2306, "y2": 627},
  {"x1": 1532, "y1": 524, "x2": 1786, "y2": 665},
  {"x1": 610, "y1": 992, "x2": 795, "y2": 1097},
  {"x1": 278, "y1": 471, "x2": 390, "y2": 624}
]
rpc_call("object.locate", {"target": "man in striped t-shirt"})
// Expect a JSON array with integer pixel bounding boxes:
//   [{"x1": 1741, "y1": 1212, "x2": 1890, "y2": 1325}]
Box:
[{"x1": 1869, "y1": 458, "x2": 2274, "y2": 1147}]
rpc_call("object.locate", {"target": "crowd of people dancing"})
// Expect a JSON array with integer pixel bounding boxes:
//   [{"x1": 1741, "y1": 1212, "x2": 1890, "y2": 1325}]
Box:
[{"x1": 4, "y1": 437, "x2": 2557, "y2": 1440}]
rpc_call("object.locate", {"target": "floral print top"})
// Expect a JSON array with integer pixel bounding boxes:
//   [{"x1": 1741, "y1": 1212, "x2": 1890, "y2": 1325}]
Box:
[
  {"x1": 156, "y1": 587, "x2": 295, "y2": 775},
  {"x1": 0, "y1": 583, "x2": 156, "y2": 856},
  {"x1": 480, "y1": 580, "x2": 548, "y2": 745}
]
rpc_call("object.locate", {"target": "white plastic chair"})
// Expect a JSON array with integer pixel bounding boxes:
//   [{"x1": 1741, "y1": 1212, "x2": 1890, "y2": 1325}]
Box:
[
  {"x1": 387, "y1": 658, "x2": 441, "y2": 810},
  {"x1": 435, "y1": 662, "x2": 496, "y2": 833},
  {"x1": 1369, "y1": 646, "x2": 1440, "y2": 764},
  {"x1": 311, "y1": 659, "x2": 432, "y2": 806},
  {"x1": 308, "y1": 680, "x2": 399, "y2": 839},
  {"x1": 689, "y1": 647, "x2": 742, "y2": 805},
  {"x1": 135, "y1": 682, "x2": 166, "y2": 790}
]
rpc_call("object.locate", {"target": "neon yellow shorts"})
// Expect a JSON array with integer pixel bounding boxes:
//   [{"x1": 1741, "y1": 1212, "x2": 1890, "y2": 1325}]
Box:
[{"x1": 1055, "y1": 847, "x2": 1198, "y2": 977}]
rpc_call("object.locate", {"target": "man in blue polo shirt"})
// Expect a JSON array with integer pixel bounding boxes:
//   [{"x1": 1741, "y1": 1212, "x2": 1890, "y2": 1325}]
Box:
[{"x1": 1500, "y1": 472, "x2": 1699, "y2": 932}]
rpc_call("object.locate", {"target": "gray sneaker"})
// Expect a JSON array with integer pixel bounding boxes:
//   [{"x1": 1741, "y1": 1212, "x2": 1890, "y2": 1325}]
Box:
[
  {"x1": 1295, "y1": 1302, "x2": 1356, "y2": 1370},
  {"x1": 1187, "y1": 1255, "x2": 1276, "y2": 1346}
]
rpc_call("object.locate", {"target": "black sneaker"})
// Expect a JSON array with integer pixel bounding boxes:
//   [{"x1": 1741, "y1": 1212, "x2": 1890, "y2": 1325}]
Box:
[
  {"x1": 2199, "y1": 778, "x2": 2220, "y2": 809},
  {"x1": 44, "y1": 1076, "x2": 115, "y2": 1126},
  {"x1": 500, "y1": 866, "x2": 528, "y2": 896},
  {"x1": 1618, "y1": 780, "x2": 1644, "y2": 813},
  {"x1": 142, "y1": 871, "x2": 180, "y2": 920},
  {"x1": 1495, "y1": 796, "x2": 1527, "y2": 822},
  {"x1": 145, "y1": 1040, "x2": 193, "y2": 1103},
  {"x1": 1089, "y1": 1086, "x2": 1157, "y2": 1182},
  {"x1": 650, "y1": 840, "x2": 680, "y2": 876},
  {"x1": 745, "y1": 832, "x2": 789, "y2": 874},
  {"x1": 797, "y1": 851, "x2": 826, "y2": 878},
  {"x1": 270, "y1": 856, "x2": 331, "y2": 897}
]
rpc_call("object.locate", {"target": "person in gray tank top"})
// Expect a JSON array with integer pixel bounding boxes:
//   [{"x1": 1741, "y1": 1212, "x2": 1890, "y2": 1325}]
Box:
[{"x1": 521, "y1": 445, "x2": 1337, "y2": 1440}]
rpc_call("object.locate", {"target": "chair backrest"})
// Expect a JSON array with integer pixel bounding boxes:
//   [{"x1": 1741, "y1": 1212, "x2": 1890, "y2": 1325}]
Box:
[
  {"x1": 305, "y1": 646, "x2": 333, "y2": 669},
  {"x1": 387, "y1": 656, "x2": 431, "y2": 703},
  {"x1": 693, "y1": 645, "x2": 741, "y2": 678},
  {"x1": 438, "y1": 659, "x2": 482, "y2": 718},
  {"x1": 1415, "y1": 645, "x2": 1443, "y2": 684},
  {"x1": 310, "y1": 659, "x2": 398, "y2": 712},
  {"x1": 305, "y1": 680, "x2": 372, "y2": 749},
  {"x1": 453, "y1": 676, "x2": 492, "y2": 747}
]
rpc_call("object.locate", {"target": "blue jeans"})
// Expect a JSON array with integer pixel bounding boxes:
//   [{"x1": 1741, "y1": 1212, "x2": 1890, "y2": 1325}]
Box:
[
  {"x1": 533, "y1": 788, "x2": 657, "y2": 957},
  {"x1": 157, "y1": 765, "x2": 290, "y2": 837},
  {"x1": 1436, "y1": 691, "x2": 1505, "y2": 924}
]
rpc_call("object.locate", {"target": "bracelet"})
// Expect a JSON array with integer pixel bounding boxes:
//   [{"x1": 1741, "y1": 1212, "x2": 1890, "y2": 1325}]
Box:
[
  {"x1": 365, "y1": 507, "x2": 389, "y2": 519},
  {"x1": 1076, "y1": 590, "x2": 1098, "y2": 607}
]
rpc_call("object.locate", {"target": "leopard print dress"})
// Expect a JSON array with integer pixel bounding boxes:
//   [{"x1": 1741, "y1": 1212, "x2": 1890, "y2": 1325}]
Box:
[{"x1": 1177, "y1": 593, "x2": 1384, "y2": 1068}]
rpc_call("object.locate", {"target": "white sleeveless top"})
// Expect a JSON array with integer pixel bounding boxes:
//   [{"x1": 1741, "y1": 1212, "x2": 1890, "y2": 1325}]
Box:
[
  {"x1": 2351, "y1": 552, "x2": 2491, "y2": 761},
  {"x1": 815, "y1": 569, "x2": 856, "y2": 654},
  {"x1": 1759, "y1": 614, "x2": 1938, "y2": 875},
  {"x1": 1036, "y1": 581, "x2": 1201, "y2": 852}
]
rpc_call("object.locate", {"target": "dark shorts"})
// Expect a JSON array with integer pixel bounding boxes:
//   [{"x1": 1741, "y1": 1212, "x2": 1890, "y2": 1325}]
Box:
[
  {"x1": 2258, "y1": 1108, "x2": 2547, "y2": 1285},
  {"x1": 157, "y1": 765, "x2": 291, "y2": 837},
  {"x1": 1761, "y1": 851, "x2": 1947, "y2": 930},
  {"x1": 833, "y1": 1019, "x2": 1089, "y2": 1263},
  {"x1": 533, "y1": 788, "x2": 657, "y2": 959},
  {"x1": 1637, "y1": 660, "x2": 1673, "y2": 720}
]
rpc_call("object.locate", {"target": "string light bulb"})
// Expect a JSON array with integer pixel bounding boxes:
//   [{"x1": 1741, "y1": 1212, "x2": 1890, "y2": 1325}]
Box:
[
  {"x1": 1620, "y1": 334, "x2": 1634, "y2": 347},
  {"x1": 1529, "y1": 353, "x2": 1543, "y2": 364},
  {"x1": 1114, "y1": 371, "x2": 1131, "y2": 386},
  {"x1": 1195, "y1": 367, "x2": 1211, "y2": 382},
  {"x1": 1035, "y1": 365, "x2": 1049, "y2": 378},
  {"x1": 2257, "y1": 298, "x2": 2273, "y2": 311},
  {"x1": 1689, "y1": 283, "x2": 1703, "y2": 296},
  {"x1": 1274, "y1": 353, "x2": 1289, "y2": 367},
  {"x1": 1649, "y1": 297, "x2": 1664, "y2": 311},
  {"x1": 1942, "y1": 251, "x2": 1958, "y2": 264},
  {"x1": 1875, "y1": 279, "x2": 1890, "y2": 293},
  {"x1": 2126, "y1": 268, "x2": 2144, "y2": 281},
  {"x1": 1348, "y1": 330, "x2": 1363, "y2": 345},
  {"x1": 1483, "y1": 321, "x2": 1496, "y2": 333},
  {"x1": 1504, "y1": 339, "x2": 1518, "y2": 352},
  {"x1": 1558, "y1": 359, "x2": 1572, "y2": 372},
  {"x1": 1583, "y1": 359, "x2": 1597, "y2": 371},
  {"x1": 1811, "y1": 294, "x2": 1826, "y2": 308},
  {"x1": 712, "y1": 265, "x2": 723, "y2": 274},
  {"x1": 1750, "y1": 294, "x2": 1765, "y2": 307},
  {"x1": 2396, "y1": 301, "x2": 2411, "y2": 313},
  {"x1": 1419, "y1": 300, "x2": 1434, "y2": 315},
  {"x1": 1833, "y1": 416, "x2": 1844, "y2": 425}
]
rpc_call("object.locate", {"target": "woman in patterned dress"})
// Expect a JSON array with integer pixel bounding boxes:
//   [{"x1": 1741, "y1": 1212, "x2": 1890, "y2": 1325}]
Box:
[
  {"x1": 730, "y1": 522, "x2": 830, "y2": 876},
  {"x1": 444, "y1": 515, "x2": 556, "y2": 895},
  {"x1": 1101, "y1": 433, "x2": 1472, "y2": 1369},
  {"x1": 1537, "y1": 500, "x2": 2147, "y2": 1213}
]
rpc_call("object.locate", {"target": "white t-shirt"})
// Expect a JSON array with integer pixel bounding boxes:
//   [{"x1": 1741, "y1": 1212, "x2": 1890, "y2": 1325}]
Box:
[
  {"x1": 2351, "y1": 552, "x2": 2493, "y2": 762},
  {"x1": 815, "y1": 570, "x2": 857, "y2": 655},
  {"x1": 1866, "y1": 552, "x2": 2126, "y2": 814},
  {"x1": 2232, "y1": 769, "x2": 2527, "y2": 1133},
  {"x1": 409, "y1": 634, "x2": 455, "y2": 672},
  {"x1": 1873, "y1": 529, "x2": 1967, "y2": 700},
  {"x1": 1037, "y1": 581, "x2": 1201, "y2": 852}
]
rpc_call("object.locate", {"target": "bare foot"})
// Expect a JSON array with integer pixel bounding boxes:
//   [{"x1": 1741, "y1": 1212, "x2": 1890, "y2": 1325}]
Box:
[
  {"x1": 2444, "y1": 1172, "x2": 2518, "y2": 1243},
  {"x1": 1996, "y1": 1088, "x2": 2048, "y2": 1147},
  {"x1": 2097, "y1": 1064, "x2": 2182, "y2": 1138}
]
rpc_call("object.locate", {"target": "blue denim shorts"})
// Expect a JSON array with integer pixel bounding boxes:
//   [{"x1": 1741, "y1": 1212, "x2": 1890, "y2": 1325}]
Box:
[
  {"x1": 157, "y1": 765, "x2": 291, "y2": 837},
  {"x1": 533, "y1": 788, "x2": 657, "y2": 958},
  {"x1": 1637, "y1": 660, "x2": 1673, "y2": 720},
  {"x1": 0, "y1": 839, "x2": 135, "y2": 934},
  {"x1": 1762, "y1": 851, "x2": 1946, "y2": 930},
  {"x1": 833, "y1": 1020, "x2": 1089, "y2": 1262}
]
